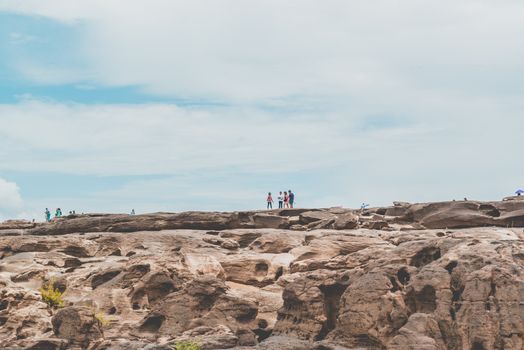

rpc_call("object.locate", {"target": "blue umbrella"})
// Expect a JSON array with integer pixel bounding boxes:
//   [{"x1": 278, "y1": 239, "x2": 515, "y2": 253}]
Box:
[{"x1": 515, "y1": 189, "x2": 524, "y2": 195}]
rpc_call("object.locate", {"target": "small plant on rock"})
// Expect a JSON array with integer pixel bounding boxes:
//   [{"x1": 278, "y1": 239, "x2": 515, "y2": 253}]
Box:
[
  {"x1": 173, "y1": 340, "x2": 201, "y2": 350},
  {"x1": 39, "y1": 279, "x2": 64, "y2": 308},
  {"x1": 94, "y1": 311, "x2": 109, "y2": 327}
]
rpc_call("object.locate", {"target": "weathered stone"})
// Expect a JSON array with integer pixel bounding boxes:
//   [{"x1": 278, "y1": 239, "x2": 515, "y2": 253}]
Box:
[
  {"x1": 333, "y1": 213, "x2": 359, "y2": 230},
  {"x1": 173, "y1": 325, "x2": 239, "y2": 350},
  {"x1": 252, "y1": 214, "x2": 289, "y2": 229},
  {"x1": 299, "y1": 211, "x2": 337, "y2": 225},
  {"x1": 51, "y1": 307, "x2": 103, "y2": 346},
  {"x1": 0, "y1": 202, "x2": 522, "y2": 349}
]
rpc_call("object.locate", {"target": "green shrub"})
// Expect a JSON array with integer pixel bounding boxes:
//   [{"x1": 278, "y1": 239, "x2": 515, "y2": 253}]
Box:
[
  {"x1": 173, "y1": 341, "x2": 201, "y2": 350},
  {"x1": 94, "y1": 311, "x2": 109, "y2": 327},
  {"x1": 39, "y1": 280, "x2": 64, "y2": 308}
]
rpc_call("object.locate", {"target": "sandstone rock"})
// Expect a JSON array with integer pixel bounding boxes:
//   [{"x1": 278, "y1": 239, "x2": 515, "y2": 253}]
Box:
[
  {"x1": 248, "y1": 230, "x2": 304, "y2": 254},
  {"x1": 299, "y1": 211, "x2": 337, "y2": 225},
  {"x1": 220, "y1": 230, "x2": 263, "y2": 248},
  {"x1": 0, "y1": 220, "x2": 36, "y2": 230},
  {"x1": 333, "y1": 213, "x2": 359, "y2": 230},
  {"x1": 221, "y1": 239, "x2": 240, "y2": 250},
  {"x1": 136, "y1": 275, "x2": 258, "y2": 347},
  {"x1": 21, "y1": 338, "x2": 68, "y2": 350},
  {"x1": 277, "y1": 208, "x2": 316, "y2": 217},
  {"x1": 0, "y1": 283, "x2": 53, "y2": 346},
  {"x1": 361, "y1": 220, "x2": 389, "y2": 230},
  {"x1": 173, "y1": 325, "x2": 238, "y2": 349},
  {"x1": 388, "y1": 313, "x2": 443, "y2": 350},
  {"x1": 26, "y1": 212, "x2": 244, "y2": 236},
  {"x1": 0, "y1": 204, "x2": 522, "y2": 349},
  {"x1": 498, "y1": 208, "x2": 524, "y2": 227},
  {"x1": 306, "y1": 218, "x2": 335, "y2": 230},
  {"x1": 334, "y1": 271, "x2": 398, "y2": 346},
  {"x1": 252, "y1": 214, "x2": 289, "y2": 229},
  {"x1": 221, "y1": 254, "x2": 292, "y2": 287},
  {"x1": 184, "y1": 252, "x2": 225, "y2": 278},
  {"x1": 51, "y1": 306, "x2": 103, "y2": 346},
  {"x1": 0, "y1": 200, "x2": 522, "y2": 240},
  {"x1": 397, "y1": 201, "x2": 515, "y2": 229}
]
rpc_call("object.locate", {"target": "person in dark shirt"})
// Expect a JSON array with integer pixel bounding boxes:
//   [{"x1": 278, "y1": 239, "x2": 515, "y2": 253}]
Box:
[{"x1": 288, "y1": 190, "x2": 295, "y2": 208}]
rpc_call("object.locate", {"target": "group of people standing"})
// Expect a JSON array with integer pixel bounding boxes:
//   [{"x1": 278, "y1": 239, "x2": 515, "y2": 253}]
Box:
[
  {"x1": 45, "y1": 208, "x2": 60, "y2": 222},
  {"x1": 266, "y1": 190, "x2": 295, "y2": 209},
  {"x1": 45, "y1": 208, "x2": 76, "y2": 222}
]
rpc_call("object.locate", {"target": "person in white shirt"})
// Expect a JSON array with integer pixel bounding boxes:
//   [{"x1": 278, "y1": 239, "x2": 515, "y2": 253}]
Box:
[{"x1": 278, "y1": 191, "x2": 284, "y2": 208}]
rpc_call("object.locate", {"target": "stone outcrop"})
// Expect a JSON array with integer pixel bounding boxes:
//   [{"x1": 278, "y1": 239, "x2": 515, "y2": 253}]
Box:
[
  {"x1": 0, "y1": 200, "x2": 523, "y2": 349},
  {"x1": 2, "y1": 200, "x2": 523, "y2": 240},
  {"x1": 52, "y1": 307, "x2": 103, "y2": 347}
]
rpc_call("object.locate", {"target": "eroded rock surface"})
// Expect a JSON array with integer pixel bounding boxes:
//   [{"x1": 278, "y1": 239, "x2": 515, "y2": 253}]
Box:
[{"x1": 0, "y1": 201, "x2": 523, "y2": 349}]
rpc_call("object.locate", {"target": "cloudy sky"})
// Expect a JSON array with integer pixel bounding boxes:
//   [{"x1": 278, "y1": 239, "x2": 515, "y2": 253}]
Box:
[{"x1": 0, "y1": 0, "x2": 523, "y2": 221}]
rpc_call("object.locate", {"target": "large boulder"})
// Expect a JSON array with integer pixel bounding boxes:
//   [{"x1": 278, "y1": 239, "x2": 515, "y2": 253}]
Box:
[
  {"x1": 252, "y1": 214, "x2": 289, "y2": 229},
  {"x1": 51, "y1": 307, "x2": 103, "y2": 347},
  {"x1": 333, "y1": 213, "x2": 359, "y2": 230},
  {"x1": 137, "y1": 276, "x2": 259, "y2": 346},
  {"x1": 299, "y1": 211, "x2": 337, "y2": 225},
  {"x1": 173, "y1": 325, "x2": 238, "y2": 350}
]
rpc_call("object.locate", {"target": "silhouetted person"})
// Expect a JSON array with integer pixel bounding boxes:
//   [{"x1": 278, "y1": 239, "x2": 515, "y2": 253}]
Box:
[{"x1": 288, "y1": 190, "x2": 295, "y2": 208}]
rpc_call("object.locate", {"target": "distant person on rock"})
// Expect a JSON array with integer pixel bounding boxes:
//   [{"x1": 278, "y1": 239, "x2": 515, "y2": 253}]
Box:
[
  {"x1": 288, "y1": 190, "x2": 295, "y2": 208},
  {"x1": 266, "y1": 192, "x2": 274, "y2": 209},
  {"x1": 283, "y1": 191, "x2": 289, "y2": 208},
  {"x1": 55, "y1": 208, "x2": 62, "y2": 218},
  {"x1": 45, "y1": 208, "x2": 51, "y2": 222},
  {"x1": 278, "y1": 191, "x2": 284, "y2": 209}
]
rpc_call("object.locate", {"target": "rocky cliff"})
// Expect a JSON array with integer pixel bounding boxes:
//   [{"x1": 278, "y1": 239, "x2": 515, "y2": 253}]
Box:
[{"x1": 0, "y1": 200, "x2": 523, "y2": 349}]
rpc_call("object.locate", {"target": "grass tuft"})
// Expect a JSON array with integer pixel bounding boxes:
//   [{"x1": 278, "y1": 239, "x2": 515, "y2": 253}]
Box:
[
  {"x1": 39, "y1": 279, "x2": 64, "y2": 308},
  {"x1": 173, "y1": 340, "x2": 201, "y2": 350}
]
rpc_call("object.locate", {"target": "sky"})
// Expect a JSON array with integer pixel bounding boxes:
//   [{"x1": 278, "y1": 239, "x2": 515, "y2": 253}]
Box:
[{"x1": 0, "y1": 0, "x2": 523, "y2": 221}]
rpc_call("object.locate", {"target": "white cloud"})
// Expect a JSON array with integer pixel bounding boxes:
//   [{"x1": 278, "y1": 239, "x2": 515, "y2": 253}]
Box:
[
  {"x1": 8, "y1": 32, "x2": 37, "y2": 44},
  {"x1": 0, "y1": 178, "x2": 23, "y2": 221},
  {"x1": 0, "y1": 178, "x2": 22, "y2": 208},
  {"x1": 0, "y1": 100, "x2": 377, "y2": 176},
  {"x1": 0, "y1": 98, "x2": 521, "y2": 212},
  {"x1": 2, "y1": 0, "x2": 524, "y2": 101},
  {"x1": 0, "y1": 1, "x2": 523, "y2": 213}
]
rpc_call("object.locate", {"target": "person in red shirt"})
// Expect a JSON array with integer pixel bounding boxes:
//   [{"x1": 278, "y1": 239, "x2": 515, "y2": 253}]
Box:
[
  {"x1": 283, "y1": 191, "x2": 289, "y2": 208},
  {"x1": 266, "y1": 192, "x2": 274, "y2": 209}
]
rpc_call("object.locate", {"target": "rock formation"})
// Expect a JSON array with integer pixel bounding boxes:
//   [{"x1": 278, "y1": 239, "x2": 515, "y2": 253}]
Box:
[{"x1": 0, "y1": 199, "x2": 523, "y2": 349}]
